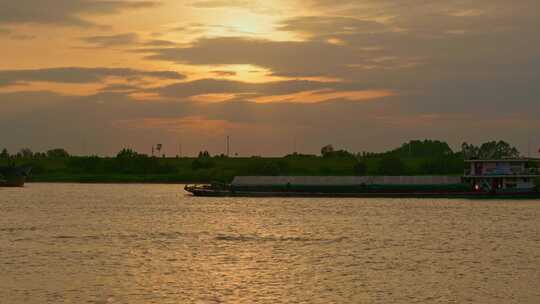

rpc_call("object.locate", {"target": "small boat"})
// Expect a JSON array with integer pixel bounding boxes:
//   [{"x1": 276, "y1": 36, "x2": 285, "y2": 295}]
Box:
[{"x1": 0, "y1": 165, "x2": 32, "y2": 187}]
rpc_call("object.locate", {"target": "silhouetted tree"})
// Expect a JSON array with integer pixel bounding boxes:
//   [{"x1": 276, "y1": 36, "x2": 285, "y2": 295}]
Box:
[
  {"x1": 320, "y1": 145, "x2": 354, "y2": 158},
  {"x1": 198, "y1": 151, "x2": 210, "y2": 158},
  {"x1": 116, "y1": 148, "x2": 139, "y2": 158},
  {"x1": 321, "y1": 145, "x2": 334, "y2": 157},
  {"x1": 285, "y1": 153, "x2": 316, "y2": 158},
  {"x1": 19, "y1": 148, "x2": 33, "y2": 159},
  {"x1": 34, "y1": 152, "x2": 47, "y2": 158},
  {"x1": 46, "y1": 148, "x2": 70, "y2": 158},
  {"x1": 392, "y1": 140, "x2": 453, "y2": 158},
  {"x1": 462, "y1": 141, "x2": 519, "y2": 159},
  {"x1": 0, "y1": 148, "x2": 8, "y2": 159},
  {"x1": 461, "y1": 142, "x2": 479, "y2": 159}
]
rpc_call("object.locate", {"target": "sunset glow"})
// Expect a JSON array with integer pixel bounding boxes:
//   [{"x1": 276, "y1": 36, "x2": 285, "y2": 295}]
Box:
[{"x1": 1, "y1": 0, "x2": 538, "y2": 155}]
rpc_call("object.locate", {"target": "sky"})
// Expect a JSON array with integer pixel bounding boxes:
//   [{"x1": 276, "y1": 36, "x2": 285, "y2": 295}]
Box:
[{"x1": 1, "y1": 0, "x2": 539, "y2": 156}]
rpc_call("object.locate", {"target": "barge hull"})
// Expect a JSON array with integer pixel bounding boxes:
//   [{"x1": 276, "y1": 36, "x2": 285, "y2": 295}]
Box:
[{"x1": 185, "y1": 188, "x2": 540, "y2": 199}]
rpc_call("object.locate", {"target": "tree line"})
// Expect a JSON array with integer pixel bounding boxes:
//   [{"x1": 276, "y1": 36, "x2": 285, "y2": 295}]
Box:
[
  {"x1": 1, "y1": 148, "x2": 70, "y2": 159},
  {"x1": 0, "y1": 140, "x2": 526, "y2": 181},
  {"x1": 0, "y1": 140, "x2": 521, "y2": 161}
]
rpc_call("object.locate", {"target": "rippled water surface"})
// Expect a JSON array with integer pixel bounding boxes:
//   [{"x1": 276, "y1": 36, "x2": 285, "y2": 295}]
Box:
[{"x1": 1, "y1": 183, "x2": 540, "y2": 303}]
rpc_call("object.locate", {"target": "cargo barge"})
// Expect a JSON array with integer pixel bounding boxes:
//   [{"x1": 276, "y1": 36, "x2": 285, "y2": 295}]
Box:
[{"x1": 185, "y1": 159, "x2": 540, "y2": 198}]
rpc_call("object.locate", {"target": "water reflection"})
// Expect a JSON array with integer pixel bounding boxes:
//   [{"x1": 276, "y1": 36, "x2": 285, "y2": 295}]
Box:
[{"x1": 1, "y1": 184, "x2": 540, "y2": 303}]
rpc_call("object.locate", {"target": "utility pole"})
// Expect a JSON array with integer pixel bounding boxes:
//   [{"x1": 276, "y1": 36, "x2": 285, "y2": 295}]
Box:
[
  {"x1": 179, "y1": 142, "x2": 182, "y2": 158},
  {"x1": 528, "y1": 134, "x2": 531, "y2": 158},
  {"x1": 178, "y1": 137, "x2": 182, "y2": 158},
  {"x1": 227, "y1": 136, "x2": 230, "y2": 157},
  {"x1": 82, "y1": 137, "x2": 87, "y2": 156}
]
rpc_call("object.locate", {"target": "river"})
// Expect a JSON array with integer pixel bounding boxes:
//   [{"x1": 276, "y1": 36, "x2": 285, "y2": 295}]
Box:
[{"x1": 1, "y1": 183, "x2": 539, "y2": 303}]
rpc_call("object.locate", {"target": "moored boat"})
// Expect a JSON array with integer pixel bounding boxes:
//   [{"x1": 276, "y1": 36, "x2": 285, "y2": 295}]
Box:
[{"x1": 0, "y1": 165, "x2": 32, "y2": 187}]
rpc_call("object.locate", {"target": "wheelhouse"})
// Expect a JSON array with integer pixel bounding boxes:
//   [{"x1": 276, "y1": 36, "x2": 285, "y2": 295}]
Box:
[{"x1": 463, "y1": 159, "x2": 540, "y2": 193}]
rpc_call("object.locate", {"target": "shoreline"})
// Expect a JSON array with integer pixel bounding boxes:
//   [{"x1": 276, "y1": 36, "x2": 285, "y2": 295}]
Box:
[
  {"x1": 27, "y1": 174, "x2": 212, "y2": 184},
  {"x1": 26, "y1": 180, "x2": 192, "y2": 185}
]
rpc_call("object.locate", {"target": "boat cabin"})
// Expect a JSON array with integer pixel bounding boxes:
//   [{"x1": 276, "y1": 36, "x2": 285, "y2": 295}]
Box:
[{"x1": 463, "y1": 159, "x2": 540, "y2": 193}]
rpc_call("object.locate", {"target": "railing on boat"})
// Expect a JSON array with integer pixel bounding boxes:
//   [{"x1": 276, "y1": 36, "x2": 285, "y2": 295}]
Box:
[{"x1": 464, "y1": 168, "x2": 540, "y2": 177}]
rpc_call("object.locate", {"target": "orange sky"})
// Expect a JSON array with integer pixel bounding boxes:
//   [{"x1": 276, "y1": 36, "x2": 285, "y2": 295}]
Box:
[{"x1": 1, "y1": 0, "x2": 539, "y2": 155}]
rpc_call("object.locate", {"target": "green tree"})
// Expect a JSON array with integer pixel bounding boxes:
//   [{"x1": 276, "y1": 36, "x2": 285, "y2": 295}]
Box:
[
  {"x1": 462, "y1": 141, "x2": 519, "y2": 159},
  {"x1": 68, "y1": 156, "x2": 103, "y2": 174},
  {"x1": 378, "y1": 155, "x2": 406, "y2": 175},
  {"x1": 394, "y1": 140, "x2": 453, "y2": 158},
  {"x1": 480, "y1": 141, "x2": 520, "y2": 159},
  {"x1": 0, "y1": 148, "x2": 8, "y2": 158},
  {"x1": 191, "y1": 158, "x2": 215, "y2": 170},
  {"x1": 461, "y1": 142, "x2": 479, "y2": 159},
  {"x1": 420, "y1": 157, "x2": 454, "y2": 174},
  {"x1": 261, "y1": 161, "x2": 281, "y2": 175},
  {"x1": 354, "y1": 161, "x2": 367, "y2": 175}
]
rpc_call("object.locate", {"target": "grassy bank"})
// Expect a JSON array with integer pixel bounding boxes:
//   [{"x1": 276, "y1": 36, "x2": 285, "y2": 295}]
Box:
[
  {"x1": 3, "y1": 153, "x2": 465, "y2": 184},
  {"x1": 10, "y1": 139, "x2": 520, "y2": 183}
]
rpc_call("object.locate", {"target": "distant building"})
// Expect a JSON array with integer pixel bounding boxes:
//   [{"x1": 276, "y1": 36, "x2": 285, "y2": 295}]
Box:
[{"x1": 463, "y1": 159, "x2": 540, "y2": 193}]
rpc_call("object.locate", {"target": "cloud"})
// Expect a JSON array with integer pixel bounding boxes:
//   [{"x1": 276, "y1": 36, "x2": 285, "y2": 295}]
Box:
[
  {"x1": 211, "y1": 70, "x2": 237, "y2": 77},
  {"x1": 142, "y1": 36, "x2": 382, "y2": 77},
  {"x1": 8, "y1": 34, "x2": 36, "y2": 40},
  {"x1": 150, "y1": 78, "x2": 386, "y2": 101},
  {"x1": 153, "y1": 78, "x2": 325, "y2": 98},
  {"x1": 99, "y1": 83, "x2": 140, "y2": 93},
  {"x1": 82, "y1": 33, "x2": 180, "y2": 48},
  {"x1": 141, "y1": 39, "x2": 178, "y2": 47},
  {"x1": 82, "y1": 33, "x2": 140, "y2": 47},
  {"x1": 307, "y1": 0, "x2": 540, "y2": 36},
  {"x1": 114, "y1": 115, "x2": 253, "y2": 137},
  {"x1": 0, "y1": 67, "x2": 185, "y2": 87},
  {"x1": 190, "y1": 0, "x2": 277, "y2": 14},
  {"x1": 1, "y1": 87, "x2": 537, "y2": 156},
  {"x1": 0, "y1": 0, "x2": 158, "y2": 27},
  {"x1": 277, "y1": 16, "x2": 388, "y2": 37},
  {"x1": 0, "y1": 27, "x2": 35, "y2": 40},
  {"x1": 139, "y1": 4, "x2": 540, "y2": 93},
  {"x1": 2, "y1": 0, "x2": 540, "y2": 155},
  {"x1": 191, "y1": 0, "x2": 253, "y2": 9}
]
